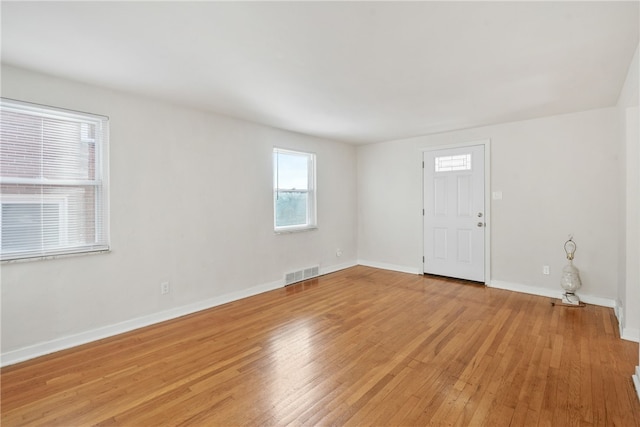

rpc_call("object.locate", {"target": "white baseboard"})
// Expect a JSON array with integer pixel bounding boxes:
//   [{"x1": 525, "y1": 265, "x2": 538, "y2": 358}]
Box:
[
  {"x1": 1, "y1": 262, "x2": 358, "y2": 367},
  {"x1": 622, "y1": 328, "x2": 640, "y2": 343},
  {"x1": 321, "y1": 261, "x2": 358, "y2": 276},
  {"x1": 489, "y1": 280, "x2": 559, "y2": 299},
  {"x1": 490, "y1": 280, "x2": 640, "y2": 343},
  {"x1": 613, "y1": 302, "x2": 640, "y2": 343},
  {"x1": 634, "y1": 366, "x2": 640, "y2": 403},
  {"x1": 2, "y1": 264, "x2": 632, "y2": 366},
  {"x1": 1, "y1": 279, "x2": 279, "y2": 367},
  {"x1": 488, "y1": 280, "x2": 617, "y2": 308},
  {"x1": 357, "y1": 259, "x2": 421, "y2": 275}
]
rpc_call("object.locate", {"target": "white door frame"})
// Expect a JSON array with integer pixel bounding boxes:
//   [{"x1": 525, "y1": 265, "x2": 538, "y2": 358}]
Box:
[{"x1": 422, "y1": 139, "x2": 491, "y2": 284}]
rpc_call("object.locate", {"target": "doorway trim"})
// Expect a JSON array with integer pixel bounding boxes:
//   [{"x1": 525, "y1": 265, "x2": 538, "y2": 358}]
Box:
[{"x1": 422, "y1": 139, "x2": 491, "y2": 284}]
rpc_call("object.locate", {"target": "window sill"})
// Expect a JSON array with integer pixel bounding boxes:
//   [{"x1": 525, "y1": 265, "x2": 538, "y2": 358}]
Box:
[
  {"x1": 274, "y1": 226, "x2": 318, "y2": 235},
  {"x1": 1, "y1": 248, "x2": 111, "y2": 264}
]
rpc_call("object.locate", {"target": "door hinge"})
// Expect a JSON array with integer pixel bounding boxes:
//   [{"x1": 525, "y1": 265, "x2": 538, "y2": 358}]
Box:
[
  {"x1": 422, "y1": 161, "x2": 424, "y2": 168},
  {"x1": 422, "y1": 209, "x2": 425, "y2": 215},
  {"x1": 423, "y1": 256, "x2": 425, "y2": 263}
]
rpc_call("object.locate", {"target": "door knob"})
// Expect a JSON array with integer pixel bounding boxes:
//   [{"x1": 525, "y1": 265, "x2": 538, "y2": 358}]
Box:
[
  {"x1": 477, "y1": 222, "x2": 484, "y2": 227},
  {"x1": 477, "y1": 212, "x2": 483, "y2": 218}
]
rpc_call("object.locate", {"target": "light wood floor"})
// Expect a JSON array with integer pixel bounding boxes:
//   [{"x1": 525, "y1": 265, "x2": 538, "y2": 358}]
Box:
[{"x1": 2, "y1": 266, "x2": 639, "y2": 426}]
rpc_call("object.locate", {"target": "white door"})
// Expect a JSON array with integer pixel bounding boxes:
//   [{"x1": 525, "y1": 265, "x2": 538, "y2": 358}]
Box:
[{"x1": 424, "y1": 145, "x2": 485, "y2": 282}]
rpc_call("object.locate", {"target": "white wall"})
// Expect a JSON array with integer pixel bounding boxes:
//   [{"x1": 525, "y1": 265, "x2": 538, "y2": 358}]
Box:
[
  {"x1": 616, "y1": 42, "x2": 639, "y2": 349},
  {"x1": 624, "y1": 105, "x2": 640, "y2": 338},
  {"x1": 358, "y1": 108, "x2": 620, "y2": 303},
  {"x1": 616, "y1": 42, "x2": 640, "y2": 334},
  {"x1": 2, "y1": 50, "x2": 637, "y2": 366},
  {"x1": 0, "y1": 65, "x2": 358, "y2": 363}
]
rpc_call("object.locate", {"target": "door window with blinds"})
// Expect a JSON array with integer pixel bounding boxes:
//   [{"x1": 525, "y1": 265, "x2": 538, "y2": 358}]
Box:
[
  {"x1": 0, "y1": 98, "x2": 109, "y2": 261},
  {"x1": 273, "y1": 148, "x2": 316, "y2": 232}
]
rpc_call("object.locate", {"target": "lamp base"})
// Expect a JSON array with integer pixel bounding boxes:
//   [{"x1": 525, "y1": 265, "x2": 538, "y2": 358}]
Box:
[
  {"x1": 561, "y1": 292, "x2": 581, "y2": 305},
  {"x1": 550, "y1": 293, "x2": 585, "y2": 308}
]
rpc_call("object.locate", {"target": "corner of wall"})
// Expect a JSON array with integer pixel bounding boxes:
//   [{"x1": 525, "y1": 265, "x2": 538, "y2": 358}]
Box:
[
  {"x1": 615, "y1": 300, "x2": 640, "y2": 342},
  {"x1": 615, "y1": 300, "x2": 624, "y2": 336},
  {"x1": 633, "y1": 366, "x2": 640, "y2": 402},
  {"x1": 622, "y1": 328, "x2": 640, "y2": 343}
]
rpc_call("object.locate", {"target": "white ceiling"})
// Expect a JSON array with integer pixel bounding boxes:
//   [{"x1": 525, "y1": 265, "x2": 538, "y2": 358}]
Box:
[{"x1": 2, "y1": 1, "x2": 638, "y2": 144}]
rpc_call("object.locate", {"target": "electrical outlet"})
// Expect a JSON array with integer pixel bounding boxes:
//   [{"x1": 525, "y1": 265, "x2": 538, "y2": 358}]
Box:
[
  {"x1": 336, "y1": 248, "x2": 343, "y2": 257},
  {"x1": 543, "y1": 266, "x2": 550, "y2": 275},
  {"x1": 160, "y1": 281, "x2": 170, "y2": 295}
]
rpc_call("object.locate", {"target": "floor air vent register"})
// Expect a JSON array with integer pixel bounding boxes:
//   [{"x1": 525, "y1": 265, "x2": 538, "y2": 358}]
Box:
[{"x1": 284, "y1": 266, "x2": 320, "y2": 286}]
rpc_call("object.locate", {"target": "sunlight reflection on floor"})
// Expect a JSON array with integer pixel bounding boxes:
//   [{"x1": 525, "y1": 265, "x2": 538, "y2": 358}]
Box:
[{"x1": 267, "y1": 318, "x2": 318, "y2": 420}]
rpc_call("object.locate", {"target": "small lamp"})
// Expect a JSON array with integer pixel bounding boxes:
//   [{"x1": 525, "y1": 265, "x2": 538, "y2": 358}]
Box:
[{"x1": 560, "y1": 236, "x2": 582, "y2": 305}]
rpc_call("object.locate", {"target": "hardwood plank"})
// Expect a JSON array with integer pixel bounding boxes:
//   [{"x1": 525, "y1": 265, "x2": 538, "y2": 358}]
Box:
[{"x1": 2, "y1": 266, "x2": 639, "y2": 426}]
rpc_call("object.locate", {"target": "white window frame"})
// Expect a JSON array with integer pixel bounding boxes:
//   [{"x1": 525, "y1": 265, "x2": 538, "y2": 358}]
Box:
[
  {"x1": 0, "y1": 98, "x2": 110, "y2": 262},
  {"x1": 273, "y1": 147, "x2": 317, "y2": 233}
]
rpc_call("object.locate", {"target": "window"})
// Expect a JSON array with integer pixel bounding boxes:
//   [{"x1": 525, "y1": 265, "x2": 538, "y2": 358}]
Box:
[
  {"x1": 0, "y1": 98, "x2": 109, "y2": 261},
  {"x1": 273, "y1": 148, "x2": 316, "y2": 232},
  {"x1": 434, "y1": 154, "x2": 471, "y2": 172}
]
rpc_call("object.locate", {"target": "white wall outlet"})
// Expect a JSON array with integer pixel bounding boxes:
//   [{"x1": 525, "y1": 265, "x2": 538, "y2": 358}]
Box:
[
  {"x1": 336, "y1": 248, "x2": 343, "y2": 257},
  {"x1": 160, "y1": 281, "x2": 170, "y2": 295},
  {"x1": 543, "y1": 266, "x2": 550, "y2": 275},
  {"x1": 492, "y1": 191, "x2": 503, "y2": 200}
]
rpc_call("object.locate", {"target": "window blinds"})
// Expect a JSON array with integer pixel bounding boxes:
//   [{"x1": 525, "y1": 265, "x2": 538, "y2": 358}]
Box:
[{"x1": 0, "y1": 98, "x2": 110, "y2": 261}]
